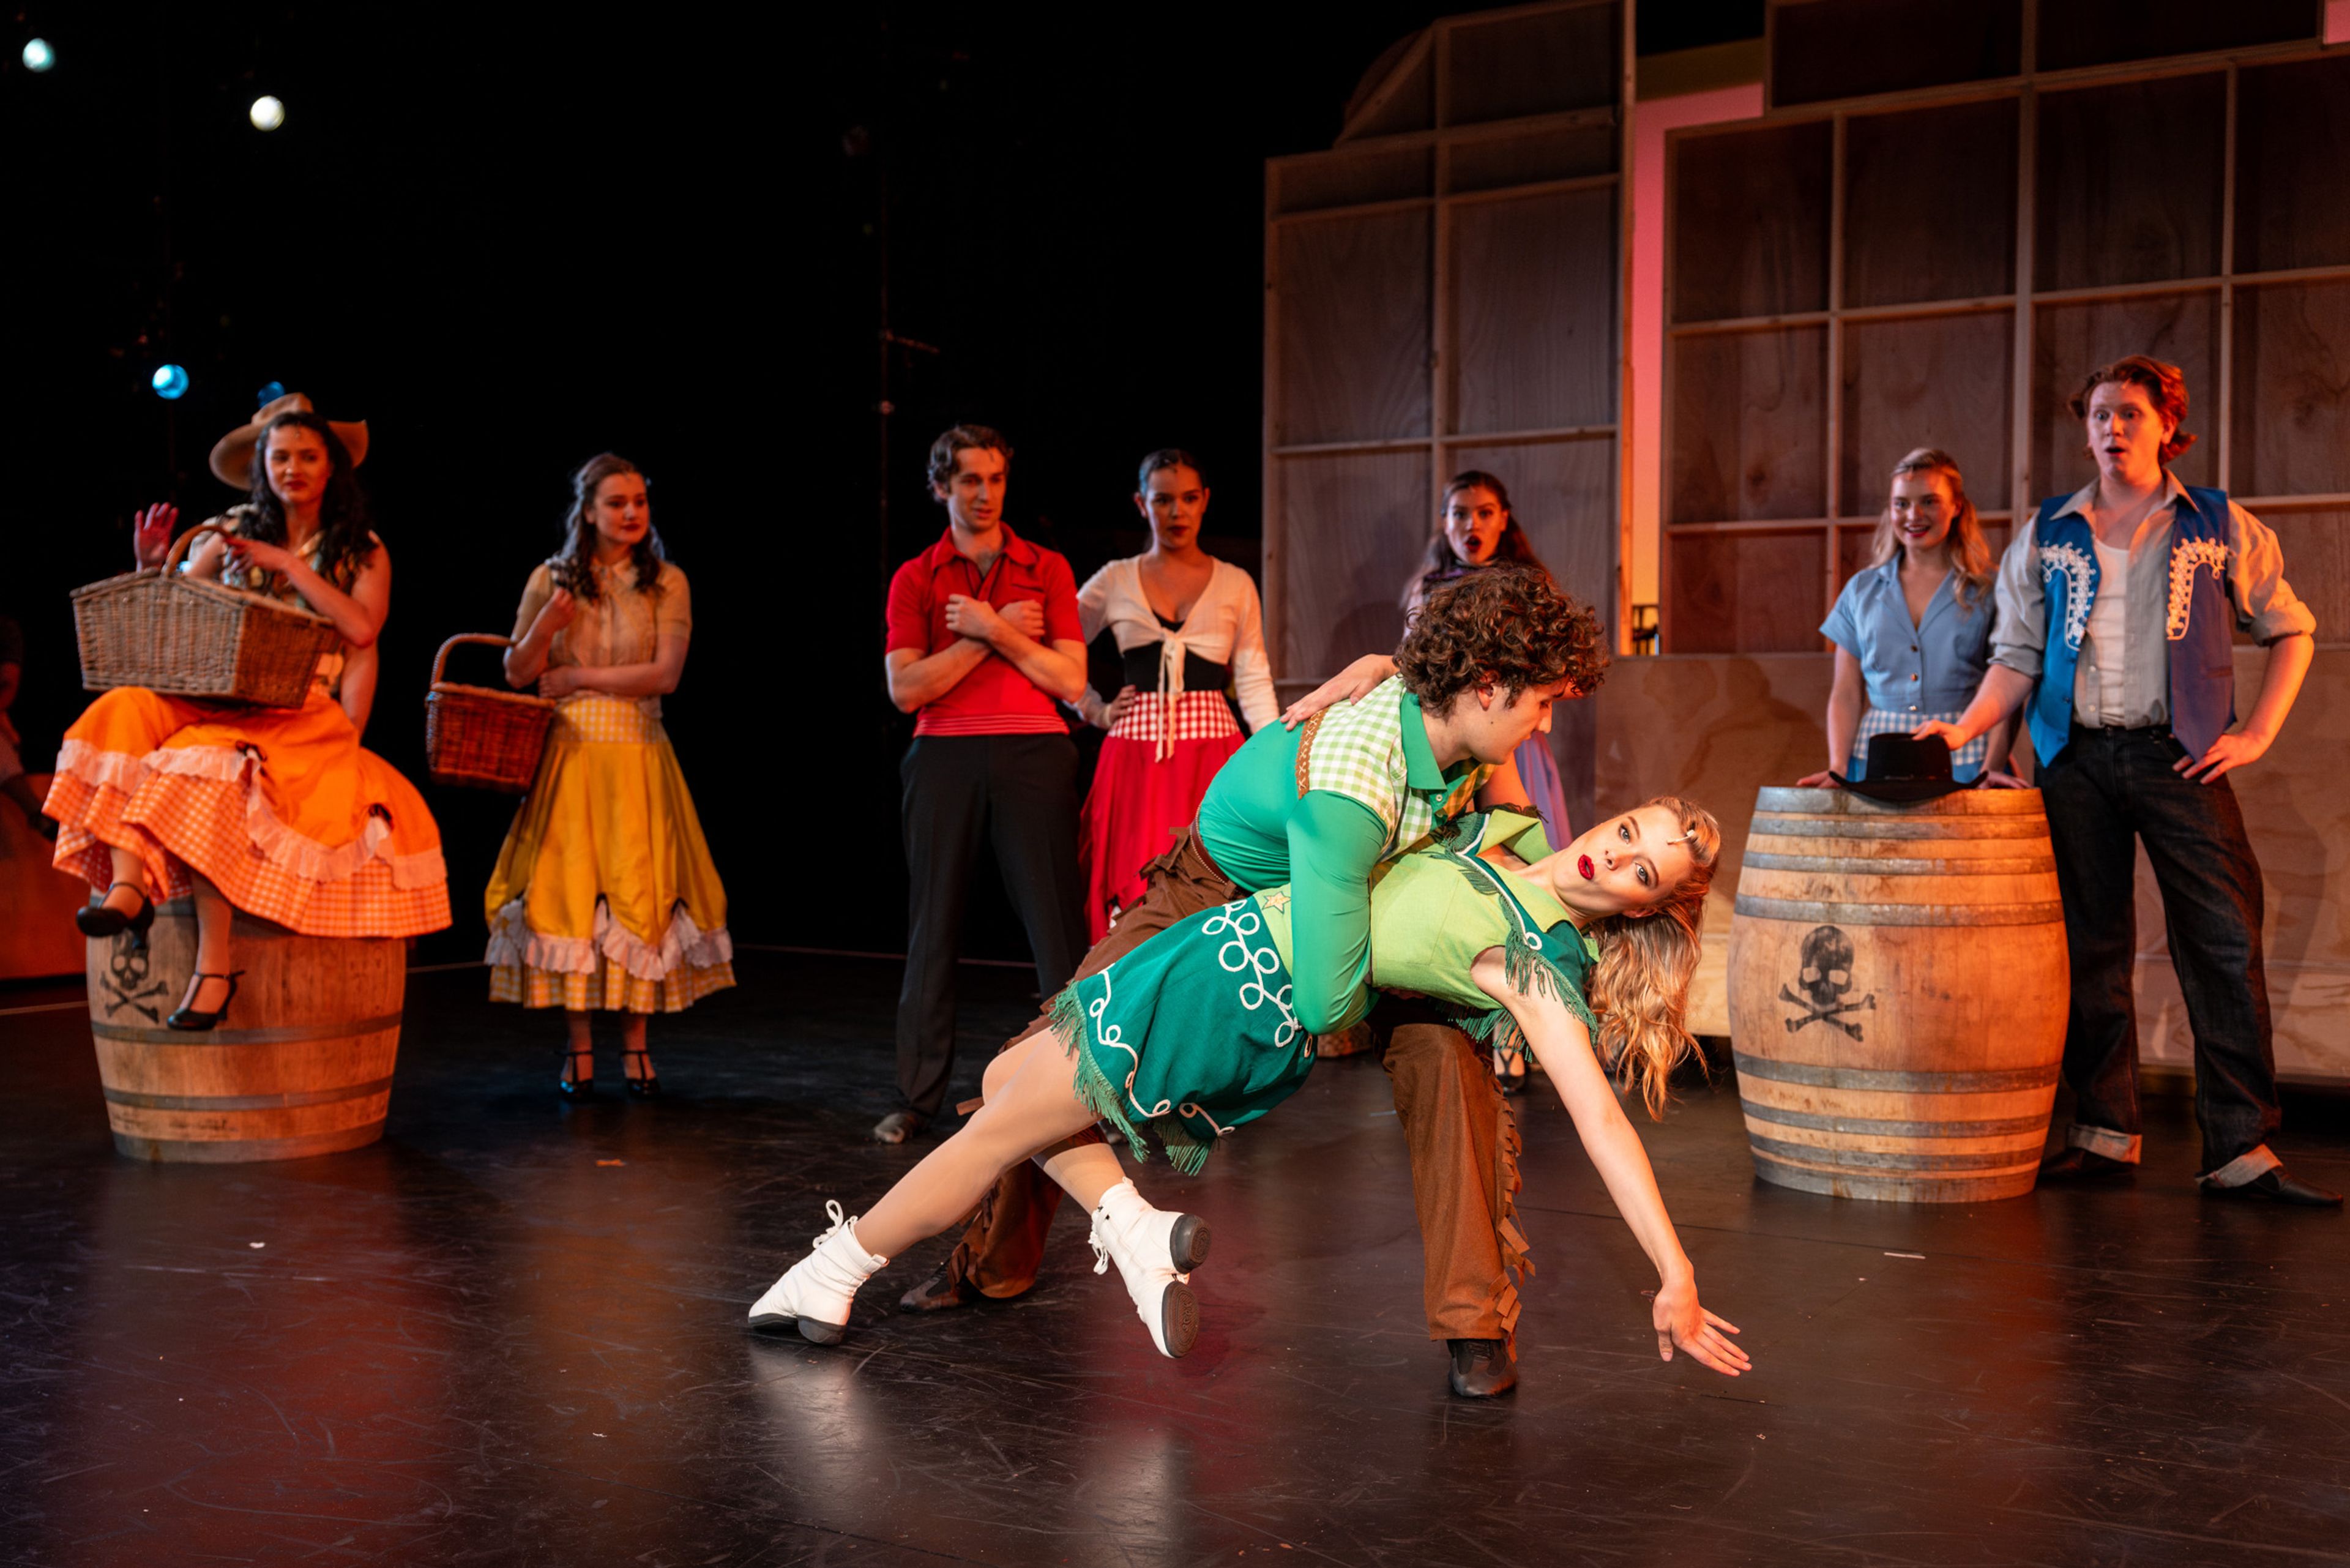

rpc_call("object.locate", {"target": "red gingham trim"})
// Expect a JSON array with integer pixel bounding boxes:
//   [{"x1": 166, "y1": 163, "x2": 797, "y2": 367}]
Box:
[{"x1": 1108, "y1": 689, "x2": 1240, "y2": 745}]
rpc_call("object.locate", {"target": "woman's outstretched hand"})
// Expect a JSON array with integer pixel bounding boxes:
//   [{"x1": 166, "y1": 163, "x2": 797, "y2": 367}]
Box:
[
  {"x1": 1280, "y1": 653, "x2": 1395, "y2": 728},
  {"x1": 1653, "y1": 1275, "x2": 1749, "y2": 1376},
  {"x1": 1794, "y1": 769, "x2": 1840, "y2": 788},
  {"x1": 133, "y1": 502, "x2": 179, "y2": 570}
]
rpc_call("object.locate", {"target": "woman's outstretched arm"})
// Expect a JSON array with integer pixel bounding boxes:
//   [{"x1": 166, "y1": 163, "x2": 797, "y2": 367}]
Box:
[{"x1": 1471, "y1": 949, "x2": 1751, "y2": 1377}]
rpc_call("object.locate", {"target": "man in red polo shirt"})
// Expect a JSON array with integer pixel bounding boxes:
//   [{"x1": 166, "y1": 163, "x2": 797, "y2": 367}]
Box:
[{"x1": 879, "y1": 425, "x2": 1091, "y2": 1144}]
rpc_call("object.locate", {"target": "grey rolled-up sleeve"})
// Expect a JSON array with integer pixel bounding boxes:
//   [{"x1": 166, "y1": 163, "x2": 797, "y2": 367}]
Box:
[
  {"x1": 2226, "y1": 501, "x2": 2318, "y2": 644},
  {"x1": 1990, "y1": 530, "x2": 2047, "y2": 680}
]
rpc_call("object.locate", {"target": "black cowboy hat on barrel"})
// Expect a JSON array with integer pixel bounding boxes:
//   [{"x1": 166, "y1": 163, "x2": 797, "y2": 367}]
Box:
[{"x1": 1832, "y1": 733, "x2": 1967, "y2": 804}]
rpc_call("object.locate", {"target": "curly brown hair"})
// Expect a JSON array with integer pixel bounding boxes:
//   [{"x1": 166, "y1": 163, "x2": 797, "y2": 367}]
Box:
[{"x1": 1395, "y1": 562, "x2": 1608, "y2": 713}]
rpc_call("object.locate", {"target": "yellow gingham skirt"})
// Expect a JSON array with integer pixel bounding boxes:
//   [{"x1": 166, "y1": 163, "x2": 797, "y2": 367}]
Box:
[{"x1": 483, "y1": 693, "x2": 733, "y2": 1013}]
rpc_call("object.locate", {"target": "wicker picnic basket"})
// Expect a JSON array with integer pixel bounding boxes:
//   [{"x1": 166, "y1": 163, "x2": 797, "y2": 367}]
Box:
[
  {"x1": 423, "y1": 634, "x2": 556, "y2": 793},
  {"x1": 70, "y1": 525, "x2": 343, "y2": 707}
]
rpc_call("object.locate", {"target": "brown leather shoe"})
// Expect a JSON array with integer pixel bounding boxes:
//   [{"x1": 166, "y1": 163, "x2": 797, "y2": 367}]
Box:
[
  {"x1": 897, "y1": 1263, "x2": 974, "y2": 1313},
  {"x1": 1447, "y1": 1337, "x2": 1518, "y2": 1398},
  {"x1": 2203, "y1": 1167, "x2": 2344, "y2": 1206},
  {"x1": 2038, "y1": 1146, "x2": 2133, "y2": 1181}
]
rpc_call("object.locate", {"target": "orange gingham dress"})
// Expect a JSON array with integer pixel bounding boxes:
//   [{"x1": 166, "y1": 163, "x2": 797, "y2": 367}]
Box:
[{"x1": 46, "y1": 523, "x2": 451, "y2": 938}]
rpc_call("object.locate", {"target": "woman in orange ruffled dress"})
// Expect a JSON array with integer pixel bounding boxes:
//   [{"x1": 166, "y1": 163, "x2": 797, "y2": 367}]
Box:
[{"x1": 47, "y1": 394, "x2": 450, "y2": 1028}]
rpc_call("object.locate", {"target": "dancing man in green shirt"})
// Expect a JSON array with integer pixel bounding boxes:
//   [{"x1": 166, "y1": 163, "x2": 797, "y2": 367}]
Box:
[
  {"x1": 748, "y1": 794, "x2": 1749, "y2": 1386},
  {"x1": 892, "y1": 564, "x2": 1609, "y2": 1396}
]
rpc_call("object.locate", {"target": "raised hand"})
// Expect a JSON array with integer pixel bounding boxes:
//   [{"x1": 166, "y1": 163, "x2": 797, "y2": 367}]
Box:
[
  {"x1": 133, "y1": 502, "x2": 179, "y2": 570},
  {"x1": 1652, "y1": 1275, "x2": 1750, "y2": 1377}
]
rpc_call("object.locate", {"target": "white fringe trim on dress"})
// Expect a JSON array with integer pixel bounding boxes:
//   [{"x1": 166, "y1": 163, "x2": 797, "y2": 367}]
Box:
[
  {"x1": 485, "y1": 897, "x2": 734, "y2": 981},
  {"x1": 54, "y1": 737, "x2": 448, "y2": 890}
]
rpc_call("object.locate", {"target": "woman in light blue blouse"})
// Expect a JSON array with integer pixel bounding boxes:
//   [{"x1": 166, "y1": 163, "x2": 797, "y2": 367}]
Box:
[{"x1": 1799, "y1": 448, "x2": 2022, "y2": 787}]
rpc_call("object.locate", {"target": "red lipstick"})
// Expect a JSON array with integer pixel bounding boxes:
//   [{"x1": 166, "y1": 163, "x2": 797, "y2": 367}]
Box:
[{"x1": 1578, "y1": 854, "x2": 1594, "y2": 881}]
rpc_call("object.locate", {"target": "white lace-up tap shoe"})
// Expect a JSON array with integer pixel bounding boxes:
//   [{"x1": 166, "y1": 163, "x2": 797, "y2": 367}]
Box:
[
  {"x1": 1087, "y1": 1180, "x2": 1212, "y2": 1358},
  {"x1": 747, "y1": 1201, "x2": 889, "y2": 1345}
]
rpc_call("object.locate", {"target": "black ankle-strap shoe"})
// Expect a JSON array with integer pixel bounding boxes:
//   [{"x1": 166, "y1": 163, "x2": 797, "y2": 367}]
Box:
[
  {"x1": 623, "y1": 1048, "x2": 660, "y2": 1100},
  {"x1": 165, "y1": 971, "x2": 242, "y2": 1032},
  {"x1": 559, "y1": 1048, "x2": 595, "y2": 1100},
  {"x1": 75, "y1": 882, "x2": 155, "y2": 941}
]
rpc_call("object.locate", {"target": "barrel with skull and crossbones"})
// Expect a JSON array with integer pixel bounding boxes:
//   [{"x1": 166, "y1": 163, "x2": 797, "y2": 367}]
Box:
[{"x1": 1727, "y1": 785, "x2": 2069, "y2": 1203}]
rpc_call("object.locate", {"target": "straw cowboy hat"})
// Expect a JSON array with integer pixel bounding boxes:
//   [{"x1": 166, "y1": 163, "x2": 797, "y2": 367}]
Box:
[{"x1": 207, "y1": 392, "x2": 370, "y2": 488}]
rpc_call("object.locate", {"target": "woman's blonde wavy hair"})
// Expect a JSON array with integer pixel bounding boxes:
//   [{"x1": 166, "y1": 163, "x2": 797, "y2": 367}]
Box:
[
  {"x1": 1581, "y1": 796, "x2": 1721, "y2": 1118},
  {"x1": 1865, "y1": 447, "x2": 1994, "y2": 608}
]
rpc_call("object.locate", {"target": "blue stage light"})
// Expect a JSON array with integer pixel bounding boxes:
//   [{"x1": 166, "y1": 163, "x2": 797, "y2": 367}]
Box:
[
  {"x1": 255, "y1": 381, "x2": 285, "y2": 405},
  {"x1": 21, "y1": 38, "x2": 53, "y2": 72},
  {"x1": 152, "y1": 365, "x2": 190, "y2": 400}
]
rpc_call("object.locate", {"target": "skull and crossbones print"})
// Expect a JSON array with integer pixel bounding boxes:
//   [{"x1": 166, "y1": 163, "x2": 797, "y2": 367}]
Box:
[{"x1": 1781, "y1": 924, "x2": 1875, "y2": 1039}]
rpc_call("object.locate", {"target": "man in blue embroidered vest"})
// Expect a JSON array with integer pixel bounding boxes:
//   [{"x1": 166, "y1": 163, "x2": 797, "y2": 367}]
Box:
[{"x1": 1920, "y1": 356, "x2": 2332, "y2": 1205}]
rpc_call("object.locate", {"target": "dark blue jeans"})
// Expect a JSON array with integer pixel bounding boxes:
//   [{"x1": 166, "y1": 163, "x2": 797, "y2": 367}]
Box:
[{"x1": 2039, "y1": 725, "x2": 2279, "y2": 1173}]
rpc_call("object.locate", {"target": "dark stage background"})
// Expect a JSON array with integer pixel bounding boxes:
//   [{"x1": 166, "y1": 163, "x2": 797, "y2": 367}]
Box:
[{"x1": 2, "y1": 2, "x2": 1761, "y2": 966}]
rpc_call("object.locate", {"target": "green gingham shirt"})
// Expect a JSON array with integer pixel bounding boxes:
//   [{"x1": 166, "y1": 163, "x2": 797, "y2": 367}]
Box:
[{"x1": 1194, "y1": 677, "x2": 1495, "y2": 1032}]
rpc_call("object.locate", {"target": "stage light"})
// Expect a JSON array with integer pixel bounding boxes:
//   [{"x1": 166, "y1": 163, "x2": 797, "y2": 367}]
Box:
[
  {"x1": 151, "y1": 365, "x2": 190, "y2": 400},
  {"x1": 249, "y1": 95, "x2": 285, "y2": 132},
  {"x1": 21, "y1": 38, "x2": 54, "y2": 72},
  {"x1": 255, "y1": 380, "x2": 285, "y2": 405}
]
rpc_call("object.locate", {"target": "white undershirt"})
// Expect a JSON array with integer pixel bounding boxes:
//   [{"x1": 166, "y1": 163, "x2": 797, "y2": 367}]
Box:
[{"x1": 2082, "y1": 536, "x2": 2132, "y2": 726}]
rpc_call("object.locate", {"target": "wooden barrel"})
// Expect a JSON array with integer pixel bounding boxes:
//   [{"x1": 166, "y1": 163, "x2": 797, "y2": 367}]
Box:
[
  {"x1": 1726, "y1": 786, "x2": 2068, "y2": 1203},
  {"x1": 84, "y1": 899, "x2": 405, "y2": 1162}
]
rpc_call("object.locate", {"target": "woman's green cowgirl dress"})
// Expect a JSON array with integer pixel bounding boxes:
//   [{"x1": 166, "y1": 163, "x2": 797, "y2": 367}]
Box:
[{"x1": 1046, "y1": 810, "x2": 1602, "y2": 1173}]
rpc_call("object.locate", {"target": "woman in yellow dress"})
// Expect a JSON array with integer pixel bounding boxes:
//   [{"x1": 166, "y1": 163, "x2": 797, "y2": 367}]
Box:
[
  {"x1": 48, "y1": 395, "x2": 452, "y2": 1026},
  {"x1": 487, "y1": 453, "x2": 732, "y2": 1097}
]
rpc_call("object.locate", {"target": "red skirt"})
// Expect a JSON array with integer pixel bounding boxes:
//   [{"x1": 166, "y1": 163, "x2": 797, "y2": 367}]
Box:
[{"x1": 1078, "y1": 692, "x2": 1244, "y2": 944}]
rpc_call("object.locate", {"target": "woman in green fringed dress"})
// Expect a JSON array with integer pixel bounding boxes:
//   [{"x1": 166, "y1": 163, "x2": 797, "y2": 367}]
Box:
[{"x1": 747, "y1": 798, "x2": 1753, "y2": 1378}]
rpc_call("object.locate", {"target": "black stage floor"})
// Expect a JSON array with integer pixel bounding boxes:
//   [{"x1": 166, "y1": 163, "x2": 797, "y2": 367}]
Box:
[{"x1": 3, "y1": 951, "x2": 2348, "y2": 1567}]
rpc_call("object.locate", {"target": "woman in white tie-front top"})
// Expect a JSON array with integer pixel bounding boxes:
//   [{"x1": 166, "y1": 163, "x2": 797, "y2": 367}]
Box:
[{"x1": 1072, "y1": 450, "x2": 1277, "y2": 943}]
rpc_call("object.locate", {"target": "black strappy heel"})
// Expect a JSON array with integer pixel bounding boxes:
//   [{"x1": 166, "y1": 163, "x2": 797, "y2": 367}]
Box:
[
  {"x1": 75, "y1": 881, "x2": 155, "y2": 941},
  {"x1": 166, "y1": 971, "x2": 243, "y2": 1032},
  {"x1": 624, "y1": 1048, "x2": 661, "y2": 1100},
  {"x1": 559, "y1": 1048, "x2": 597, "y2": 1100}
]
